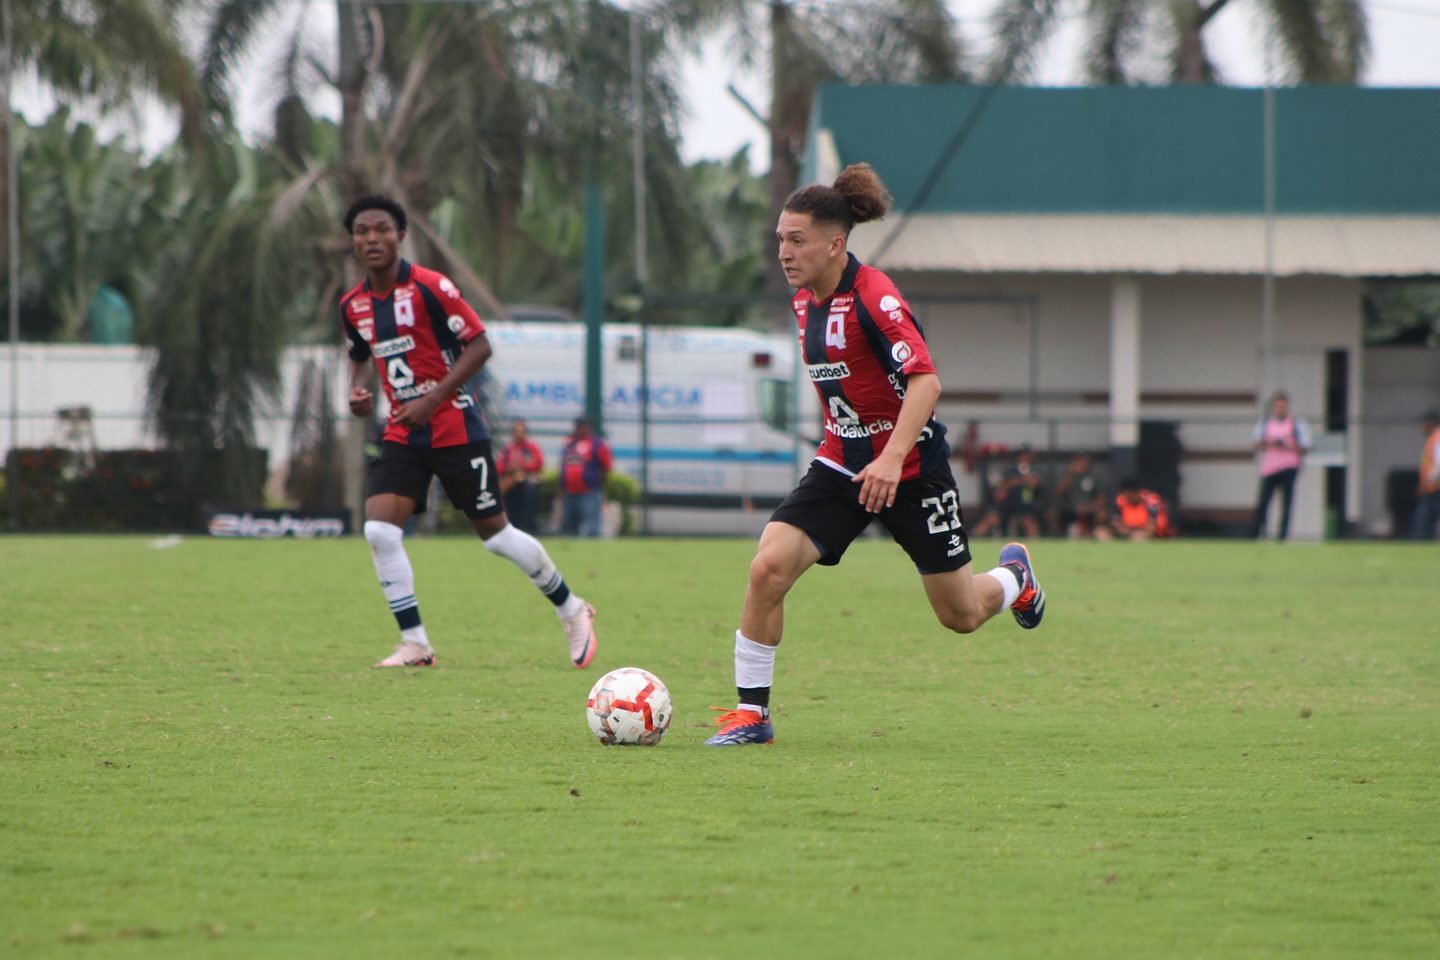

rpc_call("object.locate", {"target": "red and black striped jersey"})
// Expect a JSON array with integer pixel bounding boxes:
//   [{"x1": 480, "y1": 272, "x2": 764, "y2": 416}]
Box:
[
  {"x1": 340, "y1": 260, "x2": 490, "y2": 448},
  {"x1": 792, "y1": 253, "x2": 950, "y2": 480}
]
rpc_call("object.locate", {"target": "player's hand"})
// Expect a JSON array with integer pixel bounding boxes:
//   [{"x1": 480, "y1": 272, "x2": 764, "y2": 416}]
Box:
[
  {"x1": 348, "y1": 387, "x2": 374, "y2": 417},
  {"x1": 853, "y1": 456, "x2": 903, "y2": 513},
  {"x1": 390, "y1": 393, "x2": 442, "y2": 428}
]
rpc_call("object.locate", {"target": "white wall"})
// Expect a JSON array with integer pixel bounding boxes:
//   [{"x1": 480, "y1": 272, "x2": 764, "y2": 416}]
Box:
[
  {"x1": 893, "y1": 270, "x2": 1367, "y2": 538},
  {"x1": 0, "y1": 343, "x2": 353, "y2": 465}
]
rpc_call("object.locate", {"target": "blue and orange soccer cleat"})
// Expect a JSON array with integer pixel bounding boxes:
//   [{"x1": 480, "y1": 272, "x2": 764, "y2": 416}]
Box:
[
  {"x1": 1000, "y1": 542, "x2": 1046, "y2": 629},
  {"x1": 703, "y1": 707, "x2": 775, "y2": 746}
]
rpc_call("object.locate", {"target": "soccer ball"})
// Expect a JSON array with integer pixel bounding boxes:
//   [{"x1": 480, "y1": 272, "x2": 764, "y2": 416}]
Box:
[{"x1": 585, "y1": 667, "x2": 672, "y2": 746}]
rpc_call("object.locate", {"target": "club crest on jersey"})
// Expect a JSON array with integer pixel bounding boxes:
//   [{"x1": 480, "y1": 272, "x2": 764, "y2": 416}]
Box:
[
  {"x1": 879, "y1": 295, "x2": 900, "y2": 313},
  {"x1": 372, "y1": 335, "x2": 415, "y2": 358},
  {"x1": 806, "y1": 361, "x2": 851, "y2": 382}
]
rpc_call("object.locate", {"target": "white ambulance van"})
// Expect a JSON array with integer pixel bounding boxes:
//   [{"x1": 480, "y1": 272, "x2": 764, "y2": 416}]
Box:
[{"x1": 478, "y1": 320, "x2": 820, "y2": 513}]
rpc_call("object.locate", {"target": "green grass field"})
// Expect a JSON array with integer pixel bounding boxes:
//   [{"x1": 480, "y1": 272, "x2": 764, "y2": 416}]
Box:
[{"x1": 2, "y1": 534, "x2": 1436, "y2": 958}]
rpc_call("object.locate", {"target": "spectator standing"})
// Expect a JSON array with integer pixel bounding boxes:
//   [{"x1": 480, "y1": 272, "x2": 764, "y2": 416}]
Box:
[
  {"x1": 498, "y1": 419, "x2": 544, "y2": 534},
  {"x1": 1411, "y1": 410, "x2": 1440, "y2": 540},
  {"x1": 560, "y1": 418, "x2": 612, "y2": 537},
  {"x1": 1249, "y1": 391, "x2": 1311, "y2": 541}
]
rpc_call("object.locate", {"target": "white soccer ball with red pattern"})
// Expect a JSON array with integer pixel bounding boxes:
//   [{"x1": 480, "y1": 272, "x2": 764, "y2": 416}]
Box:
[{"x1": 585, "y1": 667, "x2": 672, "y2": 746}]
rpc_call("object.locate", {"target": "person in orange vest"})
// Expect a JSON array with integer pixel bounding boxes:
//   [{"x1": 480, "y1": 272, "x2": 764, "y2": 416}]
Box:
[
  {"x1": 1411, "y1": 410, "x2": 1440, "y2": 540},
  {"x1": 1111, "y1": 478, "x2": 1174, "y2": 541}
]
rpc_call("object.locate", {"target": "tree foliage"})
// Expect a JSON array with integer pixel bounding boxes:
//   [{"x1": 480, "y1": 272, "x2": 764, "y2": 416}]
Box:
[
  {"x1": 990, "y1": 0, "x2": 1368, "y2": 86},
  {"x1": 655, "y1": 0, "x2": 967, "y2": 305}
]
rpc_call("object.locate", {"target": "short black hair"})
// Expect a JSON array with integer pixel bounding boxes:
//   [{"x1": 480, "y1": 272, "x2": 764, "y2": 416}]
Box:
[{"x1": 344, "y1": 194, "x2": 407, "y2": 234}]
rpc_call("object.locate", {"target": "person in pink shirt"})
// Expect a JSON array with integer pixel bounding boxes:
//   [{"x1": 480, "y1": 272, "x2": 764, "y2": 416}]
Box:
[{"x1": 1249, "y1": 391, "x2": 1311, "y2": 541}]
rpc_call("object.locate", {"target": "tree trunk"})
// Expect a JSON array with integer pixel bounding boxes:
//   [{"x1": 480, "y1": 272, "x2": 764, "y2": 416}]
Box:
[
  {"x1": 766, "y1": 1, "x2": 810, "y2": 326},
  {"x1": 1173, "y1": 0, "x2": 1233, "y2": 85},
  {"x1": 337, "y1": 1, "x2": 368, "y2": 197},
  {"x1": 0, "y1": 96, "x2": 8, "y2": 295},
  {"x1": 0, "y1": 0, "x2": 11, "y2": 295},
  {"x1": 1174, "y1": 24, "x2": 1208, "y2": 84}
]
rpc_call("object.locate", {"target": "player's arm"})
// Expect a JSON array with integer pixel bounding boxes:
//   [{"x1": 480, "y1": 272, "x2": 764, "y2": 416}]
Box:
[
  {"x1": 342, "y1": 310, "x2": 377, "y2": 417},
  {"x1": 347, "y1": 359, "x2": 376, "y2": 417},
  {"x1": 389, "y1": 332, "x2": 493, "y2": 428},
  {"x1": 853, "y1": 372, "x2": 941, "y2": 513}
]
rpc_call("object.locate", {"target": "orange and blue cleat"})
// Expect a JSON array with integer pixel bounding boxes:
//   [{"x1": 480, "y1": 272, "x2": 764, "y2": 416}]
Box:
[
  {"x1": 703, "y1": 707, "x2": 775, "y2": 746},
  {"x1": 1000, "y1": 542, "x2": 1046, "y2": 629}
]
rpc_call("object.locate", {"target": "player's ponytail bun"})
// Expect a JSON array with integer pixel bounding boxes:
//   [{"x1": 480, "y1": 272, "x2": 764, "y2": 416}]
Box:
[
  {"x1": 832, "y1": 163, "x2": 891, "y2": 225},
  {"x1": 783, "y1": 162, "x2": 892, "y2": 233}
]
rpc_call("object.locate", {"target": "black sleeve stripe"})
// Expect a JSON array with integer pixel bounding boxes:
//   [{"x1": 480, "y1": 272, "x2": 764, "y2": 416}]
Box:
[
  {"x1": 854, "y1": 300, "x2": 899, "y2": 377},
  {"x1": 417, "y1": 280, "x2": 465, "y2": 349}
]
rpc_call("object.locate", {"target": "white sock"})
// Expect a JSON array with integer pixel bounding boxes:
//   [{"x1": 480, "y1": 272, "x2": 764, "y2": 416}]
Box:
[
  {"x1": 482, "y1": 523, "x2": 582, "y2": 617},
  {"x1": 365, "y1": 520, "x2": 430, "y2": 649},
  {"x1": 984, "y1": 567, "x2": 1022, "y2": 610},
  {"x1": 735, "y1": 631, "x2": 776, "y2": 690}
]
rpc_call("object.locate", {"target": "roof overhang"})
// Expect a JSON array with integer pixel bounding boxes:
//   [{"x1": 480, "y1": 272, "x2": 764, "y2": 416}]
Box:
[{"x1": 848, "y1": 214, "x2": 1440, "y2": 277}]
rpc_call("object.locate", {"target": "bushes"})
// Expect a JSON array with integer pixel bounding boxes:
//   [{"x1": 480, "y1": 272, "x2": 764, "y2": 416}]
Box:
[
  {"x1": 4, "y1": 446, "x2": 267, "y2": 532},
  {"x1": 431, "y1": 469, "x2": 640, "y2": 536}
]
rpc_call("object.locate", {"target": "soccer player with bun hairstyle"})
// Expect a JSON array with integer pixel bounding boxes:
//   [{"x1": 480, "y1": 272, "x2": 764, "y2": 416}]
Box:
[
  {"x1": 705, "y1": 163, "x2": 1048, "y2": 746},
  {"x1": 339, "y1": 194, "x2": 598, "y2": 670}
]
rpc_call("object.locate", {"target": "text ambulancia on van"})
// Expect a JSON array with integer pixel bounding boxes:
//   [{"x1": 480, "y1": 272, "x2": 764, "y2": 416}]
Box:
[{"x1": 478, "y1": 320, "x2": 819, "y2": 511}]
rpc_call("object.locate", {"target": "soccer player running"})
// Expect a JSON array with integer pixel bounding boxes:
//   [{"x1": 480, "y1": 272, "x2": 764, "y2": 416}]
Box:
[
  {"x1": 705, "y1": 164, "x2": 1046, "y2": 746},
  {"x1": 339, "y1": 194, "x2": 597, "y2": 669}
]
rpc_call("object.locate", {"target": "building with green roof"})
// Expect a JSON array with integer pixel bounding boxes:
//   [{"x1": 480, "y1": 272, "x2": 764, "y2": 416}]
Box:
[{"x1": 804, "y1": 84, "x2": 1440, "y2": 538}]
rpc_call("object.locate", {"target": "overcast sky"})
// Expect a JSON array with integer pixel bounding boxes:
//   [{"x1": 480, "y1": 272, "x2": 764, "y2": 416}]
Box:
[
  {"x1": 681, "y1": 0, "x2": 1440, "y2": 171},
  {"x1": 17, "y1": 0, "x2": 1440, "y2": 170}
]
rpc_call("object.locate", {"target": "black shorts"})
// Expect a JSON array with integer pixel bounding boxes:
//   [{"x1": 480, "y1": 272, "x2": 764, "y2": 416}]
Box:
[
  {"x1": 367, "y1": 441, "x2": 504, "y2": 519},
  {"x1": 770, "y1": 461, "x2": 973, "y2": 574}
]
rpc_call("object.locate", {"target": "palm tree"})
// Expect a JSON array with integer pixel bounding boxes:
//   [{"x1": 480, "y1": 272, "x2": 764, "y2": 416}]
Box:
[
  {"x1": 990, "y1": 0, "x2": 1368, "y2": 86},
  {"x1": 12, "y1": 109, "x2": 179, "y2": 341},
  {"x1": 196, "y1": 0, "x2": 707, "y2": 312},
  {"x1": 656, "y1": 0, "x2": 968, "y2": 298},
  {"x1": 0, "y1": 0, "x2": 205, "y2": 278},
  {"x1": 137, "y1": 135, "x2": 334, "y2": 504}
]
